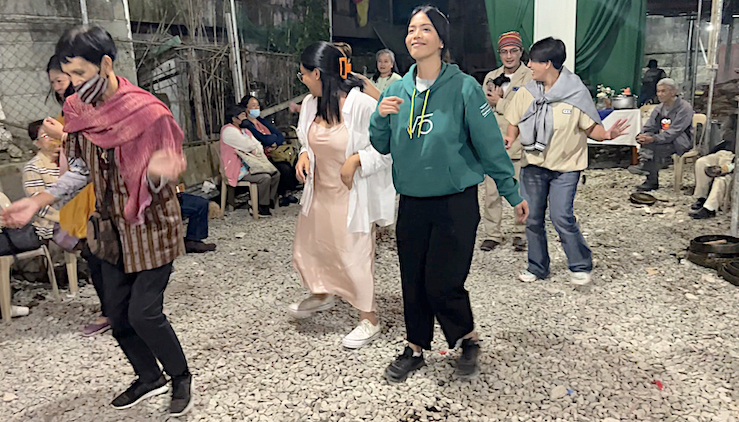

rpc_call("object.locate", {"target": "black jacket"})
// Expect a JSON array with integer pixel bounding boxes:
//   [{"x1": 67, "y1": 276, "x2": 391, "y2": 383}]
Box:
[{"x1": 240, "y1": 117, "x2": 285, "y2": 147}]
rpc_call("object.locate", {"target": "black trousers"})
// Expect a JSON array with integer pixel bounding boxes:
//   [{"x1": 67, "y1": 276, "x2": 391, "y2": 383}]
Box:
[
  {"x1": 81, "y1": 244, "x2": 106, "y2": 317},
  {"x1": 642, "y1": 142, "x2": 677, "y2": 184},
  {"x1": 272, "y1": 160, "x2": 298, "y2": 196},
  {"x1": 102, "y1": 259, "x2": 188, "y2": 383},
  {"x1": 396, "y1": 185, "x2": 480, "y2": 350}
]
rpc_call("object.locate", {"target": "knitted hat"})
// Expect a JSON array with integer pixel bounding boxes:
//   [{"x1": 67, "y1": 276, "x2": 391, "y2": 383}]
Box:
[{"x1": 498, "y1": 31, "x2": 523, "y2": 50}]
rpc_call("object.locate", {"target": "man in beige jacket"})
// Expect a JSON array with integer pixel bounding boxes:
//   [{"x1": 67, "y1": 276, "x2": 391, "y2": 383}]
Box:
[{"x1": 480, "y1": 31, "x2": 533, "y2": 251}]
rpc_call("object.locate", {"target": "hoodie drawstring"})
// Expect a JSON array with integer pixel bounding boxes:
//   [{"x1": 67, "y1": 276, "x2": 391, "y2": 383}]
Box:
[{"x1": 407, "y1": 88, "x2": 431, "y2": 139}]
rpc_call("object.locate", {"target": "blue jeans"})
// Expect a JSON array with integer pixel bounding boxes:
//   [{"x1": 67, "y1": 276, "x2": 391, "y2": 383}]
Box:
[
  {"x1": 178, "y1": 193, "x2": 209, "y2": 241},
  {"x1": 520, "y1": 166, "x2": 592, "y2": 278}
]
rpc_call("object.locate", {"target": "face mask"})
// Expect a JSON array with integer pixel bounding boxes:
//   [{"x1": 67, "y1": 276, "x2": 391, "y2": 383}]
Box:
[
  {"x1": 76, "y1": 69, "x2": 108, "y2": 105},
  {"x1": 249, "y1": 109, "x2": 261, "y2": 119}
]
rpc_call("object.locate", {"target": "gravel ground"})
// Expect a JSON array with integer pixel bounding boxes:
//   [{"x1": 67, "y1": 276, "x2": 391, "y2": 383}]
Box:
[{"x1": 2, "y1": 167, "x2": 739, "y2": 422}]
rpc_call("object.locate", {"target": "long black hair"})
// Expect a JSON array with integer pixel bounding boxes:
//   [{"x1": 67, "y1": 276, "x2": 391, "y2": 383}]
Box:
[
  {"x1": 410, "y1": 5, "x2": 450, "y2": 60},
  {"x1": 300, "y1": 41, "x2": 364, "y2": 125},
  {"x1": 46, "y1": 55, "x2": 75, "y2": 105}
]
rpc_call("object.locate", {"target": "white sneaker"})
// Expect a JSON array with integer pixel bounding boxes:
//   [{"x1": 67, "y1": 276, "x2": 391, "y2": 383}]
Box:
[
  {"x1": 11, "y1": 306, "x2": 29, "y2": 318},
  {"x1": 287, "y1": 294, "x2": 335, "y2": 319},
  {"x1": 570, "y1": 271, "x2": 592, "y2": 286},
  {"x1": 342, "y1": 319, "x2": 381, "y2": 349},
  {"x1": 518, "y1": 270, "x2": 539, "y2": 282}
]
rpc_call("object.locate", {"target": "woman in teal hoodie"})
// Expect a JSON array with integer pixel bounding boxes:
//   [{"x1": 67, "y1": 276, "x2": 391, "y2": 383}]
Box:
[{"x1": 370, "y1": 5, "x2": 529, "y2": 383}]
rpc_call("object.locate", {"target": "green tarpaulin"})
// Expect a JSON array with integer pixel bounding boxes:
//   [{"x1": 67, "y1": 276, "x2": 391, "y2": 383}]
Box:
[{"x1": 484, "y1": 0, "x2": 646, "y2": 95}]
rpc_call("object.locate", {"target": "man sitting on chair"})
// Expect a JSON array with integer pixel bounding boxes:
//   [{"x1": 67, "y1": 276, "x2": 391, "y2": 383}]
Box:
[
  {"x1": 629, "y1": 78, "x2": 694, "y2": 192},
  {"x1": 690, "y1": 120, "x2": 736, "y2": 219}
]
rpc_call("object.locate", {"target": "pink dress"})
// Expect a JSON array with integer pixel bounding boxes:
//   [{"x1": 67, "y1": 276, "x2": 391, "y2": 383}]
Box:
[{"x1": 292, "y1": 122, "x2": 376, "y2": 312}]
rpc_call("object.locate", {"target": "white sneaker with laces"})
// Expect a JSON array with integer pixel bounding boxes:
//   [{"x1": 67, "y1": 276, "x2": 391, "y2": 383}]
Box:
[
  {"x1": 342, "y1": 319, "x2": 381, "y2": 349},
  {"x1": 287, "y1": 294, "x2": 335, "y2": 319},
  {"x1": 570, "y1": 271, "x2": 592, "y2": 286},
  {"x1": 11, "y1": 306, "x2": 29, "y2": 318},
  {"x1": 518, "y1": 270, "x2": 539, "y2": 282}
]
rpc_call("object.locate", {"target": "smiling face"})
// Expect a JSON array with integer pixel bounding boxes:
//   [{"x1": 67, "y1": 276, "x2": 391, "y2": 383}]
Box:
[
  {"x1": 405, "y1": 12, "x2": 443, "y2": 62},
  {"x1": 377, "y1": 53, "x2": 393, "y2": 77},
  {"x1": 499, "y1": 46, "x2": 523, "y2": 72},
  {"x1": 527, "y1": 60, "x2": 551, "y2": 82},
  {"x1": 48, "y1": 69, "x2": 71, "y2": 99},
  {"x1": 299, "y1": 64, "x2": 323, "y2": 97}
]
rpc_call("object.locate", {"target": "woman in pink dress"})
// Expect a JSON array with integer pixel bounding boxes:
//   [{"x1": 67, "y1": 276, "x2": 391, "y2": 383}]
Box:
[{"x1": 290, "y1": 42, "x2": 396, "y2": 349}]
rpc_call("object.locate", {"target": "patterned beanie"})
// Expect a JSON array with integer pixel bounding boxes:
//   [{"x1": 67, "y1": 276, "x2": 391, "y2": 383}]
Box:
[{"x1": 498, "y1": 31, "x2": 523, "y2": 50}]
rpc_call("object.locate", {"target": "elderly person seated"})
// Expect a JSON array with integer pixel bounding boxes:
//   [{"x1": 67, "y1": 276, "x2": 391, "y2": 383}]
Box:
[
  {"x1": 220, "y1": 105, "x2": 280, "y2": 217},
  {"x1": 23, "y1": 120, "x2": 61, "y2": 240},
  {"x1": 690, "y1": 118, "x2": 736, "y2": 219},
  {"x1": 238, "y1": 95, "x2": 299, "y2": 207},
  {"x1": 628, "y1": 78, "x2": 694, "y2": 191}
]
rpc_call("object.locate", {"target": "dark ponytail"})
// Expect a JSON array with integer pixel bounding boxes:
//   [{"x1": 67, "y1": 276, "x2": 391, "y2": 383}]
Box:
[{"x1": 300, "y1": 42, "x2": 364, "y2": 125}]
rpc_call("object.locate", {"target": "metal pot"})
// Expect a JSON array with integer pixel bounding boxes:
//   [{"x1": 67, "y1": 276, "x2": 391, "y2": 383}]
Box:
[{"x1": 611, "y1": 94, "x2": 636, "y2": 109}]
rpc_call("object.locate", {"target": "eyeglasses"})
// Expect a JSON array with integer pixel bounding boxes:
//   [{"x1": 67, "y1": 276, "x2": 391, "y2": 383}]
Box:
[{"x1": 499, "y1": 48, "x2": 521, "y2": 56}]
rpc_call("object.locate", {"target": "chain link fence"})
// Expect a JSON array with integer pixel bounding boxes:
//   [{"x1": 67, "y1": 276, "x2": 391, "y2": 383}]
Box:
[{"x1": 0, "y1": 18, "x2": 80, "y2": 160}]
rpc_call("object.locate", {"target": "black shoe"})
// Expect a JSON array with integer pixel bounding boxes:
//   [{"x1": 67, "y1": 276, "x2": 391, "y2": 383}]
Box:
[
  {"x1": 512, "y1": 236, "x2": 527, "y2": 252},
  {"x1": 690, "y1": 197, "x2": 707, "y2": 211},
  {"x1": 111, "y1": 375, "x2": 168, "y2": 410},
  {"x1": 385, "y1": 346, "x2": 425, "y2": 383},
  {"x1": 480, "y1": 239, "x2": 500, "y2": 251},
  {"x1": 258, "y1": 206, "x2": 272, "y2": 217},
  {"x1": 627, "y1": 164, "x2": 649, "y2": 176},
  {"x1": 279, "y1": 197, "x2": 291, "y2": 207},
  {"x1": 170, "y1": 372, "x2": 194, "y2": 416},
  {"x1": 456, "y1": 338, "x2": 480, "y2": 378},
  {"x1": 184, "y1": 239, "x2": 216, "y2": 254},
  {"x1": 635, "y1": 181, "x2": 658, "y2": 192},
  {"x1": 286, "y1": 195, "x2": 299, "y2": 204},
  {"x1": 690, "y1": 207, "x2": 716, "y2": 220}
]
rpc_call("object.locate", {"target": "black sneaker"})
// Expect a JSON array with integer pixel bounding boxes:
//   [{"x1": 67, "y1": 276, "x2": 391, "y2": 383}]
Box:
[
  {"x1": 258, "y1": 206, "x2": 272, "y2": 217},
  {"x1": 635, "y1": 181, "x2": 658, "y2": 192},
  {"x1": 690, "y1": 207, "x2": 716, "y2": 220},
  {"x1": 455, "y1": 338, "x2": 480, "y2": 378},
  {"x1": 690, "y1": 197, "x2": 707, "y2": 211},
  {"x1": 385, "y1": 346, "x2": 425, "y2": 383},
  {"x1": 170, "y1": 372, "x2": 194, "y2": 416},
  {"x1": 111, "y1": 375, "x2": 168, "y2": 410}
]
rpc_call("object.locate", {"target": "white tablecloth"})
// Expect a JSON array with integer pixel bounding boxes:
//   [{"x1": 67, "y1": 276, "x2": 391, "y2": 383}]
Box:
[{"x1": 587, "y1": 109, "x2": 641, "y2": 147}]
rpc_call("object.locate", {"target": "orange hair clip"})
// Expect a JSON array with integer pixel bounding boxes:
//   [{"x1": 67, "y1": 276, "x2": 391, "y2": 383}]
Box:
[{"x1": 339, "y1": 56, "x2": 352, "y2": 79}]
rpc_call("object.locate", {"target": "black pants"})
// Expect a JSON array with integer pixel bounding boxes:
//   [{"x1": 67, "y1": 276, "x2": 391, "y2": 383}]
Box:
[
  {"x1": 81, "y1": 244, "x2": 106, "y2": 317},
  {"x1": 642, "y1": 142, "x2": 677, "y2": 184},
  {"x1": 396, "y1": 185, "x2": 480, "y2": 349},
  {"x1": 272, "y1": 160, "x2": 298, "y2": 196},
  {"x1": 102, "y1": 259, "x2": 188, "y2": 383}
]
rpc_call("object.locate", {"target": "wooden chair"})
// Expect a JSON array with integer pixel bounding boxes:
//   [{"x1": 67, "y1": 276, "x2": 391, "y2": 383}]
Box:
[
  {"x1": 0, "y1": 245, "x2": 58, "y2": 322},
  {"x1": 673, "y1": 113, "x2": 707, "y2": 193}
]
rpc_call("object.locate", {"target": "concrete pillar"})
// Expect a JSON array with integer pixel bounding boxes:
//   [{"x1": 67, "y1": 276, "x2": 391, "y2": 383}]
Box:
[{"x1": 534, "y1": 0, "x2": 577, "y2": 70}]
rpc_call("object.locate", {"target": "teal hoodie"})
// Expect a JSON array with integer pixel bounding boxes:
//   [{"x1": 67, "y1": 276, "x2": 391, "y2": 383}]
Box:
[{"x1": 370, "y1": 63, "x2": 523, "y2": 206}]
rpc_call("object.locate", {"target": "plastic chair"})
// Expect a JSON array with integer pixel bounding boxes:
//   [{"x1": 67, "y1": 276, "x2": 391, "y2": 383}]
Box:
[
  {"x1": 220, "y1": 172, "x2": 259, "y2": 220},
  {"x1": 0, "y1": 245, "x2": 58, "y2": 322},
  {"x1": 673, "y1": 113, "x2": 707, "y2": 193}
]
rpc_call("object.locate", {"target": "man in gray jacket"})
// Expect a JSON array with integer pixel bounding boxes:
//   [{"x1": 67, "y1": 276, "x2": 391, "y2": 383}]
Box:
[{"x1": 629, "y1": 78, "x2": 694, "y2": 191}]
